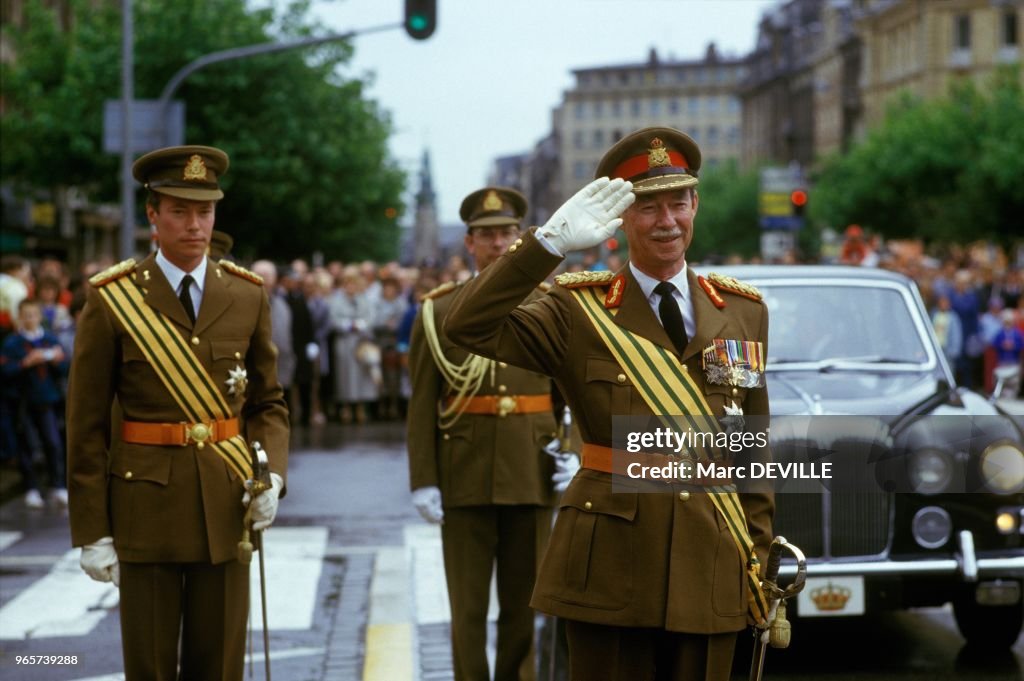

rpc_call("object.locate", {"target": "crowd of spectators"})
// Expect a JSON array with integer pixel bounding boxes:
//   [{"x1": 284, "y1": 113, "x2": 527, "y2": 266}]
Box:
[{"x1": 1, "y1": 234, "x2": 1021, "y2": 508}]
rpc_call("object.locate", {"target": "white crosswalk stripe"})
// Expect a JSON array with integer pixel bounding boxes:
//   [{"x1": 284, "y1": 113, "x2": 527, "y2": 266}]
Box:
[{"x1": 0, "y1": 527, "x2": 328, "y2": 640}]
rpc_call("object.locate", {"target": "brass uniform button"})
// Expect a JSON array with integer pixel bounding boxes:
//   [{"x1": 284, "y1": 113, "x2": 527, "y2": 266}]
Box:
[
  {"x1": 514, "y1": 238, "x2": 523, "y2": 246},
  {"x1": 508, "y1": 245, "x2": 518, "y2": 253},
  {"x1": 234, "y1": 351, "x2": 241, "y2": 360},
  {"x1": 678, "y1": 491, "x2": 690, "y2": 502},
  {"x1": 443, "y1": 433, "x2": 450, "y2": 440},
  {"x1": 732, "y1": 387, "x2": 738, "y2": 396},
  {"x1": 191, "y1": 337, "x2": 200, "y2": 346},
  {"x1": 682, "y1": 364, "x2": 688, "y2": 372},
  {"x1": 498, "y1": 362, "x2": 508, "y2": 369},
  {"x1": 498, "y1": 385, "x2": 507, "y2": 394},
  {"x1": 616, "y1": 373, "x2": 626, "y2": 384},
  {"x1": 584, "y1": 501, "x2": 593, "y2": 510},
  {"x1": 125, "y1": 471, "x2": 133, "y2": 480}
]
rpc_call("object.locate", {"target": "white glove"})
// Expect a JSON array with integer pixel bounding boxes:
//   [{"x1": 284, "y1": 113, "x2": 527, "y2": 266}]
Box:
[
  {"x1": 538, "y1": 177, "x2": 635, "y2": 254},
  {"x1": 80, "y1": 536, "x2": 120, "y2": 586},
  {"x1": 305, "y1": 342, "x2": 320, "y2": 361},
  {"x1": 411, "y1": 486, "x2": 444, "y2": 524},
  {"x1": 243, "y1": 472, "x2": 284, "y2": 531},
  {"x1": 552, "y1": 453, "x2": 581, "y2": 493}
]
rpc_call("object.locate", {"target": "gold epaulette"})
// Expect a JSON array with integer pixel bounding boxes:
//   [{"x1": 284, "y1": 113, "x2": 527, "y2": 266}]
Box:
[
  {"x1": 708, "y1": 272, "x2": 763, "y2": 301},
  {"x1": 89, "y1": 258, "x2": 136, "y2": 287},
  {"x1": 421, "y1": 281, "x2": 461, "y2": 301},
  {"x1": 554, "y1": 270, "x2": 616, "y2": 289},
  {"x1": 537, "y1": 282, "x2": 552, "y2": 293},
  {"x1": 219, "y1": 260, "x2": 263, "y2": 285}
]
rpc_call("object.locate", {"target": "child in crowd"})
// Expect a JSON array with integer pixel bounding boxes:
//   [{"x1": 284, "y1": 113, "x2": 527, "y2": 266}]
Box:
[{"x1": 0, "y1": 299, "x2": 69, "y2": 508}]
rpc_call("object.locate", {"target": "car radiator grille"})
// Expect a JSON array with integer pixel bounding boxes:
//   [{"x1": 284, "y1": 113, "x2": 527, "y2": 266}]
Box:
[{"x1": 774, "y1": 492, "x2": 891, "y2": 558}]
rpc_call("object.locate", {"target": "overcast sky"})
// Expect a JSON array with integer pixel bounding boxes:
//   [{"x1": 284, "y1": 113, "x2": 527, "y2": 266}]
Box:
[{"x1": 310, "y1": 0, "x2": 779, "y2": 225}]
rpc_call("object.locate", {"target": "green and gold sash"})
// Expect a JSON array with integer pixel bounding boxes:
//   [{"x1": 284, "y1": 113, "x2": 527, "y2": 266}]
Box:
[
  {"x1": 570, "y1": 286, "x2": 771, "y2": 626},
  {"x1": 97, "y1": 274, "x2": 253, "y2": 481}
]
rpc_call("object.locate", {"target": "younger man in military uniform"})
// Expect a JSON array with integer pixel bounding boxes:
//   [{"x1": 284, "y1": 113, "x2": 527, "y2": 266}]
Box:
[
  {"x1": 407, "y1": 187, "x2": 575, "y2": 681},
  {"x1": 446, "y1": 129, "x2": 774, "y2": 681},
  {"x1": 67, "y1": 145, "x2": 289, "y2": 681}
]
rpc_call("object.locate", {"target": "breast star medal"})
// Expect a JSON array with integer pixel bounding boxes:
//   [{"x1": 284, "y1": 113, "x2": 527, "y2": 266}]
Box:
[{"x1": 226, "y1": 365, "x2": 248, "y2": 396}]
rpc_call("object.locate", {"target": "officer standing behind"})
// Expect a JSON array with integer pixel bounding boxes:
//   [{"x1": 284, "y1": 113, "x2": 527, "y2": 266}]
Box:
[
  {"x1": 446, "y1": 129, "x2": 774, "y2": 681},
  {"x1": 407, "y1": 187, "x2": 576, "y2": 681},
  {"x1": 67, "y1": 145, "x2": 289, "y2": 681}
]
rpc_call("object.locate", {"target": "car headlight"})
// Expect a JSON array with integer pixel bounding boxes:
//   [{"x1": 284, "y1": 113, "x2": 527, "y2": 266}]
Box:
[
  {"x1": 979, "y1": 443, "x2": 1024, "y2": 494},
  {"x1": 912, "y1": 506, "x2": 952, "y2": 549},
  {"x1": 909, "y1": 448, "x2": 953, "y2": 495}
]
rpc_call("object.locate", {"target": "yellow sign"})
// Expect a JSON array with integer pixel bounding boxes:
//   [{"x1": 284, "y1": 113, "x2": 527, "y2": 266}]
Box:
[
  {"x1": 31, "y1": 203, "x2": 56, "y2": 228},
  {"x1": 759, "y1": 192, "x2": 793, "y2": 217}
]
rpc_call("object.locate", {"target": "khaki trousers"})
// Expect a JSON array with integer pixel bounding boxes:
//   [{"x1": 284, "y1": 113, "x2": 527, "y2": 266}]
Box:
[
  {"x1": 441, "y1": 504, "x2": 552, "y2": 681},
  {"x1": 119, "y1": 560, "x2": 249, "y2": 681},
  {"x1": 565, "y1": 620, "x2": 738, "y2": 681}
]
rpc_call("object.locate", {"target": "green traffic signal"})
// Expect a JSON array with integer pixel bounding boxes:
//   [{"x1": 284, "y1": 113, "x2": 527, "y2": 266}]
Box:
[{"x1": 404, "y1": 0, "x2": 436, "y2": 40}]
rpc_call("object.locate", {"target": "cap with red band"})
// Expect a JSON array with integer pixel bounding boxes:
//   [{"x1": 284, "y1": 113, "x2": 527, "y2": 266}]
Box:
[{"x1": 595, "y1": 127, "x2": 701, "y2": 195}]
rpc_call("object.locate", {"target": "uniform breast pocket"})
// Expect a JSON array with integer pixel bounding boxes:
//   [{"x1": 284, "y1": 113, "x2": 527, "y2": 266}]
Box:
[
  {"x1": 704, "y1": 384, "x2": 746, "y2": 417},
  {"x1": 211, "y1": 339, "x2": 250, "y2": 365},
  {"x1": 585, "y1": 357, "x2": 633, "y2": 418}
]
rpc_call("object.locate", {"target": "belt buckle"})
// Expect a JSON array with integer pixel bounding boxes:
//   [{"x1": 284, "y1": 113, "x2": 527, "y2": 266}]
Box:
[
  {"x1": 496, "y1": 396, "x2": 518, "y2": 418},
  {"x1": 186, "y1": 422, "x2": 212, "y2": 449}
]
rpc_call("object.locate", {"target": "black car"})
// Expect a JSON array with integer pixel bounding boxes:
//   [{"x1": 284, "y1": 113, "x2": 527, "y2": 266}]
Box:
[{"x1": 707, "y1": 265, "x2": 1024, "y2": 649}]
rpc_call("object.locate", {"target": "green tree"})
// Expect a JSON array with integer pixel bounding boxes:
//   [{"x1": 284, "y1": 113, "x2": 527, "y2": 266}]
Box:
[
  {"x1": 810, "y1": 67, "x2": 1024, "y2": 246},
  {"x1": 689, "y1": 160, "x2": 761, "y2": 261},
  {"x1": 1, "y1": 0, "x2": 405, "y2": 261}
]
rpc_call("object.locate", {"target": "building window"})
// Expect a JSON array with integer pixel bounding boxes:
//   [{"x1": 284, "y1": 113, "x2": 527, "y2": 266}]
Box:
[
  {"x1": 593, "y1": 100, "x2": 604, "y2": 118},
  {"x1": 611, "y1": 100, "x2": 622, "y2": 117},
  {"x1": 707, "y1": 126, "x2": 719, "y2": 147},
  {"x1": 573, "y1": 131, "x2": 585, "y2": 150},
  {"x1": 727, "y1": 126, "x2": 740, "y2": 145},
  {"x1": 574, "y1": 161, "x2": 587, "y2": 180},
  {"x1": 1004, "y1": 10, "x2": 1018, "y2": 47},
  {"x1": 631, "y1": 98, "x2": 642, "y2": 117},
  {"x1": 592, "y1": 129, "x2": 605, "y2": 149},
  {"x1": 728, "y1": 97, "x2": 740, "y2": 114},
  {"x1": 668, "y1": 98, "x2": 680, "y2": 114},
  {"x1": 649, "y1": 98, "x2": 661, "y2": 116},
  {"x1": 706, "y1": 97, "x2": 719, "y2": 114},
  {"x1": 955, "y1": 14, "x2": 971, "y2": 50},
  {"x1": 676, "y1": 69, "x2": 687, "y2": 83},
  {"x1": 574, "y1": 102, "x2": 585, "y2": 120},
  {"x1": 687, "y1": 97, "x2": 699, "y2": 115},
  {"x1": 688, "y1": 127, "x2": 700, "y2": 143}
]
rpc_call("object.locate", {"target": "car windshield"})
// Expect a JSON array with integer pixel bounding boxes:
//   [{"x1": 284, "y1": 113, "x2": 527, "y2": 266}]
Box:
[{"x1": 758, "y1": 284, "x2": 930, "y2": 368}]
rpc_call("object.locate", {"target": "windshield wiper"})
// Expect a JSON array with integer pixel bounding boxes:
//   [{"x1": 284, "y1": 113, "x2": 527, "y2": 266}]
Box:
[{"x1": 769, "y1": 355, "x2": 918, "y2": 371}]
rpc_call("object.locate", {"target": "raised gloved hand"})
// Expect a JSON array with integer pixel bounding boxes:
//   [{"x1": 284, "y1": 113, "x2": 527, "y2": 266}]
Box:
[
  {"x1": 242, "y1": 472, "x2": 284, "y2": 531},
  {"x1": 411, "y1": 486, "x2": 444, "y2": 524},
  {"x1": 544, "y1": 438, "x2": 581, "y2": 493},
  {"x1": 80, "y1": 536, "x2": 120, "y2": 586},
  {"x1": 538, "y1": 177, "x2": 635, "y2": 254}
]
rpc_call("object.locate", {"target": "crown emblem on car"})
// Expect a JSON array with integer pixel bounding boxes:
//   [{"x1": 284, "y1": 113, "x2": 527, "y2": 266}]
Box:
[{"x1": 810, "y1": 582, "x2": 852, "y2": 611}]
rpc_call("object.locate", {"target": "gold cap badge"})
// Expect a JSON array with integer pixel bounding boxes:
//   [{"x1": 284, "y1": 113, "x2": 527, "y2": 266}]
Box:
[
  {"x1": 183, "y1": 154, "x2": 208, "y2": 181},
  {"x1": 483, "y1": 190, "x2": 503, "y2": 211},
  {"x1": 647, "y1": 138, "x2": 670, "y2": 168}
]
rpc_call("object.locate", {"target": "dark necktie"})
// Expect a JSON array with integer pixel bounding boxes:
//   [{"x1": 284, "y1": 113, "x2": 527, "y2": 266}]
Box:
[
  {"x1": 179, "y1": 274, "x2": 197, "y2": 326},
  {"x1": 654, "y1": 281, "x2": 689, "y2": 356}
]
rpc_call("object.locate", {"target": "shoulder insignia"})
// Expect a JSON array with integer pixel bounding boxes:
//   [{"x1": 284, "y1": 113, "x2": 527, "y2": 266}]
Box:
[
  {"x1": 697, "y1": 276, "x2": 727, "y2": 309},
  {"x1": 708, "y1": 272, "x2": 762, "y2": 302},
  {"x1": 219, "y1": 260, "x2": 263, "y2": 285},
  {"x1": 89, "y1": 258, "x2": 136, "y2": 287},
  {"x1": 421, "y1": 281, "x2": 461, "y2": 301},
  {"x1": 537, "y1": 282, "x2": 552, "y2": 293},
  {"x1": 554, "y1": 270, "x2": 616, "y2": 289}
]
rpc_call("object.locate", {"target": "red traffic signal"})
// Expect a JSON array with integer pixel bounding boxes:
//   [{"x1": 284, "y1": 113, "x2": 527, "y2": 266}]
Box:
[{"x1": 790, "y1": 189, "x2": 808, "y2": 208}]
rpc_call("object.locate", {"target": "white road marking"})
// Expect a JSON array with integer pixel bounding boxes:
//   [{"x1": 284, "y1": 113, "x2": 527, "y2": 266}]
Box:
[
  {"x1": 0, "y1": 531, "x2": 23, "y2": 552},
  {"x1": 250, "y1": 526, "x2": 328, "y2": 631},
  {"x1": 0, "y1": 549, "x2": 116, "y2": 639}
]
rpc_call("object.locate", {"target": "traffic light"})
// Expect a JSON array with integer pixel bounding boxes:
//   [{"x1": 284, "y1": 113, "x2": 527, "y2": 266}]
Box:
[
  {"x1": 405, "y1": 0, "x2": 437, "y2": 40},
  {"x1": 790, "y1": 189, "x2": 808, "y2": 217}
]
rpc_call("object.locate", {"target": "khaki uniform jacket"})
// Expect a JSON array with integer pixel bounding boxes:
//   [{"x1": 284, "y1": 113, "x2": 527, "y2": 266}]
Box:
[
  {"x1": 67, "y1": 253, "x2": 289, "y2": 564},
  {"x1": 407, "y1": 283, "x2": 558, "y2": 508},
  {"x1": 445, "y1": 232, "x2": 774, "y2": 634}
]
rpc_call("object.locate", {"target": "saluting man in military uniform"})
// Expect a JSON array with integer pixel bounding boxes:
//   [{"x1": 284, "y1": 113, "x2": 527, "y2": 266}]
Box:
[
  {"x1": 446, "y1": 128, "x2": 774, "y2": 681},
  {"x1": 407, "y1": 187, "x2": 576, "y2": 681},
  {"x1": 67, "y1": 145, "x2": 289, "y2": 681}
]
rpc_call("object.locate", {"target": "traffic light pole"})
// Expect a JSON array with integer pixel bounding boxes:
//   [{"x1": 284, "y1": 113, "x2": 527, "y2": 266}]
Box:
[{"x1": 155, "y1": 21, "x2": 402, "y2": 144}]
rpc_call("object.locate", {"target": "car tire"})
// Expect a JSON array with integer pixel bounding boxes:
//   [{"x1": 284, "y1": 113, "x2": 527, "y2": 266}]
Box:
[{"x1": 952, "y1": 590, "x2": 1023, "y2": 650}]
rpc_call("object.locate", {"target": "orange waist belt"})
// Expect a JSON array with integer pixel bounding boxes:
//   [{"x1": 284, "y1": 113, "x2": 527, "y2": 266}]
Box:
[
  {"x1": 122, "y1": 417, "x2": 239, "y2": 447},
  {"x1": 581, "y1": 443, "x2": 729, "y2": 486},
  {"x1": 445, "y1": 394, "x2": 552, "y2": 417}
]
